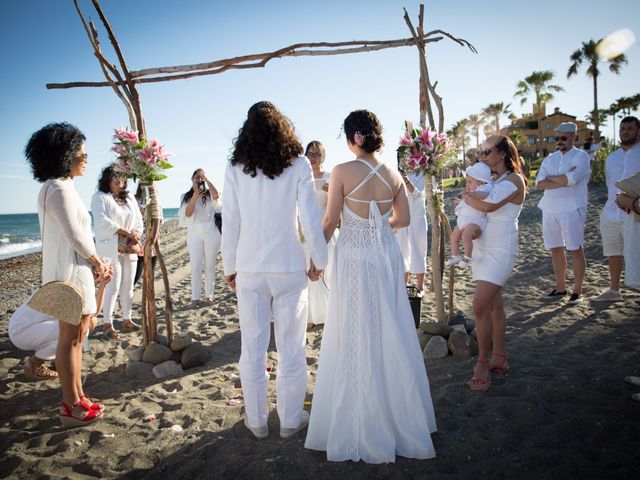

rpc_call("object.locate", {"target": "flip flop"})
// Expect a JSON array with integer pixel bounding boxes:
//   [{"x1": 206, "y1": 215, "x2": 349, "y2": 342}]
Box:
[
  {"x1": 122, "y1": 321, "x2": 140, "y2": 332},
  {"x1": 103, "y1": 328, "x2": 120, "y2": 340}
]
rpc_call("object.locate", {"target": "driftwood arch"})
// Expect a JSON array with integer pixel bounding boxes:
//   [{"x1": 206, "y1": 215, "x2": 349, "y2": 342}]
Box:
[{"x1": 51, "y1": 0, "x2": 476, "y2": 341}]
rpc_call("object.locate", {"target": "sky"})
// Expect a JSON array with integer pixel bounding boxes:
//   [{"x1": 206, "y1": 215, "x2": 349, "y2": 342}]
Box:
[{"x1": 0, "y1": 0, "x2": 638, "y2": 214}]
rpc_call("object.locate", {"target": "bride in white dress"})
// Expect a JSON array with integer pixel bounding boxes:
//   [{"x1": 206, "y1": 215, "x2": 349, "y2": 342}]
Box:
[{"x1": 305, "y1": 110, "x2": 437, "y2": 463}]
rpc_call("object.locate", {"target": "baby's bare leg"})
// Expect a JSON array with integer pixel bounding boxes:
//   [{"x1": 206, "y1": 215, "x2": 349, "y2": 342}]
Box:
[
  {"x1": 450, "y1": 227, "x2": 462, "y2": 256},
  {"x1": 461, "y1": 224, "x2": 482, "y2": 257}
]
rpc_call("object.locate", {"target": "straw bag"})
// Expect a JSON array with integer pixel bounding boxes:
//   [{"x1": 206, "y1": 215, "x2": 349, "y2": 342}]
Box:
[
  {"x1": 27, "y1": 281, "x2": 83, "y2": 326},
  {"x1": 26, "y1": 182, "x2": 84, "y2": 325}
]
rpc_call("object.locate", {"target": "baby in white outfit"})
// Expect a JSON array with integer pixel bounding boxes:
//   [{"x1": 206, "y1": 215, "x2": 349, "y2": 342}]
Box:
[{"x1": 446, "y1": 162, "x2": 493, "y2": 269}]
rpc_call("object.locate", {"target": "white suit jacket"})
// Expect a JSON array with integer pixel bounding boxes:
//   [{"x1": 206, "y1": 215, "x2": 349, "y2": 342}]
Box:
[
  {"x1": 91, "y1": 191, "x2": 143, "y2": 261},
  {"x1": 222, "y1": 155, "x2": 328, "y2": 275}
]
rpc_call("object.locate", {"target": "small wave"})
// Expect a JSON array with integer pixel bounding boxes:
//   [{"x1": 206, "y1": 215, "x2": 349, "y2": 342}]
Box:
[
  {"x1": 0, "y1": 237, "x2": 9, "y2": 243},
  {"x1": 0, "y1": 240, "x2": 43, "y2": 260}
]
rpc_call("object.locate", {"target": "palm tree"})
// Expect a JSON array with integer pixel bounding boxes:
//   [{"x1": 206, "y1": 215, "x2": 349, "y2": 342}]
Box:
[
  {"x1": 514, "y1": 70, "x2": 564, "y2": 110},
  {"x1": 467, "y1": 114, "x2": 483, "y2": 148},
  {"x1": 607, "y1": 94, "x2": 640, "y2": 138},
  {"x1": 447, "y1": 118, "x2": 470, "y2": 166},
  {"x1": 567, "y1": 39, "x2": 628, "y2": 140},
  {"x1": 481, "y1": 102, "x2": 512, "y2": 132},
  {"x1": 514, "y1": 70, "x2": 564, "y2": 158}
]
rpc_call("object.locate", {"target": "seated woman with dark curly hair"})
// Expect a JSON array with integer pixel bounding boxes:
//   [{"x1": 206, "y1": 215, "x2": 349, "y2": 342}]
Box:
[{"x1": 20, "y1": 122, "x2": 111, "y2": 427}]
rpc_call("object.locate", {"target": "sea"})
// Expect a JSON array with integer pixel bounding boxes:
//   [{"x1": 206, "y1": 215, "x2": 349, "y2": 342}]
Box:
[{"x1": 0, "y1": 208, "x2": 179, "y2": 260}]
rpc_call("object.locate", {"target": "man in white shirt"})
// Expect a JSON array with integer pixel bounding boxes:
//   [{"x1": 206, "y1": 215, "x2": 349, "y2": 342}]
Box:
[
  {"x1": 593, "y1": 116, "x2": 640, "y2": 302},
  {"x1": 536, "y1": 122, "x2": 591, "y2": 304}
]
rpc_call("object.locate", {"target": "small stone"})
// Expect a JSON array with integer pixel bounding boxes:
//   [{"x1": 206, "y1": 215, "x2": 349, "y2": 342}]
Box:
[
  {"x1": 152, "y1": 360, "x2": 184, "y2": 379},
  {"x1": 465, "y1": 319, "x2": 476, "y2": 333},
  {"x1": 171, "y1": 424, "x2": 183, "y2": 433},
  {"x1": 180, "y1": 344, "x2": 208, "y2": 369},
  {"x1": 124, "y1": 346, "x2": 144, "y2": 362},
  {"x1": 170, "y1": 334, "x2": 192, "y2": 352},
  {"x1": 418, "y1": 333, "x2": 433, "y2": 350},
  {"x1": 423, "y1": 336, "x2": 449, "y2": 359},
  {"x1": 420, "y1": 322, "x2": 453, "y2": 337},
  {"x1": 143, "y1": 342, "x2": 173, "y2": 365},
  {"x1": 450, "y1": 324, "x2": 466, "y2": 333},
  {"x1": 126, "y1": 361, "x2": 154, "y2": 378},
  {"x1": 74, "y1": 440, "x2": 82, "y2": 446},
  {"x1": 448, "y1": 330, "x2": 473, "y2": 360}
]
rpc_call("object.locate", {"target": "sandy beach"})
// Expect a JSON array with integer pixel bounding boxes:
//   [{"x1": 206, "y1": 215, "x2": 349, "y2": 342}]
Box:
[{"x1": 1, "y1": 186, "x2": 639, "y2": 479}]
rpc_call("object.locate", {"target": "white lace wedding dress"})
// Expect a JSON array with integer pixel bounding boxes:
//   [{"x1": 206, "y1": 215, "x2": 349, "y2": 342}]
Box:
[{"x1": 305, "y1": 160, "x2": 437, "y2": 463}]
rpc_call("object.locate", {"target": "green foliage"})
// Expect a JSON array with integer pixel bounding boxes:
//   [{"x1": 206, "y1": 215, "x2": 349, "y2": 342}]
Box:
[{"x1": 589, "y1": 143, "x2": 616, "y2": 186}]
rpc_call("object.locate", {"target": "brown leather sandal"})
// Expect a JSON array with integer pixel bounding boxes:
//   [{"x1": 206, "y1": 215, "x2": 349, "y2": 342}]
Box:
[{"x1": 23, "y1": 356, "x2": 58, "y2": 381}]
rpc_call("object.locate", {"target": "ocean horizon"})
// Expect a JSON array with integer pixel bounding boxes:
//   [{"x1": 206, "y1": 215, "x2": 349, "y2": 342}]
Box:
[{"x1": 0, "y1": 208, "x2": 179, "y2": 260}]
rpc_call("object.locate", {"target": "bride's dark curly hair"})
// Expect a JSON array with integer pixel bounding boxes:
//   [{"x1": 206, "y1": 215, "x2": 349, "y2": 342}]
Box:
[
  {"x1": 343, "y1": 109, "x2": 384, "y2": 153},
  {"x1": 230, "y1": 101, "x2": 303, "y2": 179}
]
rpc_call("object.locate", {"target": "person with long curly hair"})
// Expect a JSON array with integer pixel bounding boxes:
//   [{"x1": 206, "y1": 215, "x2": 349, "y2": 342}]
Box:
[
  {"x1": 222, "y1": 101, "x2": 327, "y2": 440},
  {"x1": 305, "y1": 110, "x2": 437, "y2": 463},
  {"x1": 463, "y1": 135, "x2": 527, "y2": 391}
]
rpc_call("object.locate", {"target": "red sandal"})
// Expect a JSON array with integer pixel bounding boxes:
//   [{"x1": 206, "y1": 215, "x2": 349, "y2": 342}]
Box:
[
  {"x1": 59, "y1": 400, "x2": 103, "y2": 428},
  {"x1": 468, "y1": 358, "x2": 491, "y2": 391},
  {"x1": 80, "y1": 394, "x2": 104, "y2": 411},
  {"x1": 490, "y1": 352, "x2": 509, "y2": 375}
]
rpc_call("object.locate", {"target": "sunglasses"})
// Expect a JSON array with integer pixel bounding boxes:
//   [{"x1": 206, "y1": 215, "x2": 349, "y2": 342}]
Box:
[
  {"x1": 307, "y1": 152, "x2": 323, "y2": 158},
  {"x1": 555, "y1": 136, "x2": 568, "y2": 142},
  {"x1": 478, "y1": 148, "x2": 492, "y2": 157}
]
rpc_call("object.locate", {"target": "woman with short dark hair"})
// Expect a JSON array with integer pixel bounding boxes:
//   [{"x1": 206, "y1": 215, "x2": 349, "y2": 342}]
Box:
[
  {"x1": 91, "y1": 164, "x2": 143, "y2": 339},
  {"x1": 22, "y1": 122, "x2": 110, "y2": 427}
]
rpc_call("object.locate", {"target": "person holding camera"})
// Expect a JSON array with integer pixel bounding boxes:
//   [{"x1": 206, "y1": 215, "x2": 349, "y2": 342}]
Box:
[{"x1": 179, "y1": 168, "x2": 221, "y2": 307}]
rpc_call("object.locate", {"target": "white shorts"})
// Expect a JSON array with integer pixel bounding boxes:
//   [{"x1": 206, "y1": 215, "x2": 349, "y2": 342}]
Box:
[
  {"x1": 599, "y1": 214, "x2": 624, "y2": 257},
  {"x1": 542, "y1": 208, "x2": 586, "y2": 251}
]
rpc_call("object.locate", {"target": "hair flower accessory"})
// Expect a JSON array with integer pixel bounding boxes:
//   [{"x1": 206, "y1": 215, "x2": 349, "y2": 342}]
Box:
[
  {"x1": 111, "y1": 128, "x2": 173, "y2": 182},
  {"x1": 353, "y1": 131, "x2": 365, "y2": 147},
  {"x1": 396, "y1": 121, "x2": 452, "y2": 176}
]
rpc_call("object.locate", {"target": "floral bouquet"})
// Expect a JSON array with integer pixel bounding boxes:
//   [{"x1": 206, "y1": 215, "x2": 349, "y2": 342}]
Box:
[
  {"x1": 396, "y1": 122, "x2": 451, "y2": 176},
  {"x1": 111, "y1": 128, "x2": 173, "y2": 183}
]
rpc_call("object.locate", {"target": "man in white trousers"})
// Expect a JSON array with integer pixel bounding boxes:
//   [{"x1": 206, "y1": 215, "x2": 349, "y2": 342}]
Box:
[{"x1": 221, "y1": 101, "x2": 328, "y2": 440}]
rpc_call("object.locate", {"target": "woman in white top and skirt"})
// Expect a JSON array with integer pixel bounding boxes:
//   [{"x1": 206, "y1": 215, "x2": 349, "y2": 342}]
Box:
[
  {"x1": 178, "y1": 168, "x2": 221, "y2": 307},
  {"x1": 22, "y1": 122, "x2": 110, "y2": 426},
  {"x1": 304, "y1": 140, "x2": 336, "y2": 329},
  {"x1": 91, "y1": 164, "x2": 144, "y2": 339},
  {"x1": 463, "y1": 135, "x2": 527, "y2": 391}
]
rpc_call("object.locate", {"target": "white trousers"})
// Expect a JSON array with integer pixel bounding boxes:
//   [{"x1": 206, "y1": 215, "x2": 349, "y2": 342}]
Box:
[
  {"x1": 187, "y1": 230, "x2": 221, "y2": 301},
  {"x1": 8, "y1": 303, "x2": 58, "y2": 360},
  {"x1": 103, "y1": 254, "x2": 137, "y2": 326},
  {"x1": 236, "y1": 271, "x2": 308, "y2": 429}
]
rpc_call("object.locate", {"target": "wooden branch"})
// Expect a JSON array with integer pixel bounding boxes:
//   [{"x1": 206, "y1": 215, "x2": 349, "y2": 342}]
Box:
[
  {"x1": 90, "y1": 0, "x2": 145, "y2": 135},
  {"x1": 72, "y1": 0, "x2": 137, "y2": 127},
  {"x1": 46, "y1": 30, "x2": 476, "y2": 90},
  {"x1": 154, "y1": 241, "x2": 173, "y2": 349}
]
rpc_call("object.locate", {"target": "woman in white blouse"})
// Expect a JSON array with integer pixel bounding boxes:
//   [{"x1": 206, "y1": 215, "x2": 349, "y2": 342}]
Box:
[
  {"x1": 91, "y1": 164, "x2": 144, "y2": 339},
  {"x1": 23, "y1": 122, "x2": 110, "y2": 426},
  {"x1": 178, "y1": 168, "x2": 221, "y2": 307}
]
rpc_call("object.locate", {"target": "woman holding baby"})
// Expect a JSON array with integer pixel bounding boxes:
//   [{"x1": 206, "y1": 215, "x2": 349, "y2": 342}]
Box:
[{"x1": 462, "y1": 135, "x2": 526, "y2": 391}]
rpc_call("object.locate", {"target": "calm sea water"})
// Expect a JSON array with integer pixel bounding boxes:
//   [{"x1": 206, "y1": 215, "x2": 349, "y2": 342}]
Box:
[{"x1": 0, "y1": 208, "x2": 179, "y2": 260}]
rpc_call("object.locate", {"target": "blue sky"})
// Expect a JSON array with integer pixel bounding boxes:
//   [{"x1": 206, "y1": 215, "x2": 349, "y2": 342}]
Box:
[{"x1": 1, "y1": 0, "x2": 638, "y2": 214}]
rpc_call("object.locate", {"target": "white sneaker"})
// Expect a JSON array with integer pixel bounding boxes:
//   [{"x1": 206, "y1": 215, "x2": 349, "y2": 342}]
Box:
[
  {"x1": 280, "y1": 410, "x2": 309, "y2": 439},
  {"x1": 591, "y1": 289, "x2": 622, "y2": 302},
  {"x1": 244, "y1": 417, "x2": 269, "y2": 439},
  {"x1": 445, "y1": 256, "x2": 461, "y2": 267},
  {"x1": 457, "y1": 256, "x2": 472, "y2": 269}
]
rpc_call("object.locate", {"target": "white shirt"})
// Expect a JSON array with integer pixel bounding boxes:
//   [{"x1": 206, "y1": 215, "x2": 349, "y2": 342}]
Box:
[
  {"x1": 536, "y1": 147, "x2": 591, "y2": 212},
  {"x1": 406, "y1": 172, "x2": 427, "y2": 217},
  {"x1": 222, "y1": 155, "x2": 327, "y2": 275},
  {"x1": 91, "y1": 191, "x2": 143, "y2": 261},
  {"x1": 602, "y1": 143, "x2": 640, "y2": 221},
  {"x1": 38, "y1": 179, "x2": 96, "y2": 284},
  {"x1": 178, "y1": 192, "x2": 221, "y2": 237}
]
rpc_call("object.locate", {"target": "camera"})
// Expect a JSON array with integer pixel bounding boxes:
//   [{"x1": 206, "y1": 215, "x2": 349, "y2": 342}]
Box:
[{"x1": 198, "y1": 181, "x2": 205, "y2": 191}]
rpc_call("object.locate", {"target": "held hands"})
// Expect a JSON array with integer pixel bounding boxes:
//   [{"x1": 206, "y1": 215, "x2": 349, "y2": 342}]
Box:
[
  {"x1": 307, "y1": 261, "x2": 324, "y2": 281},
  {"x1": 322, "y1": 182, "x2": 329, "y2": 192},
  {"x1": 224, "y1": 274, "x2": 237, "y2": 289}
]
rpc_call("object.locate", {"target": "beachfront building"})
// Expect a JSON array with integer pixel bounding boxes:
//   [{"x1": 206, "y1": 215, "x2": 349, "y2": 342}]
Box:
[{"x1": 500, "y1": 104, "x2": 595, "y2": 160}]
